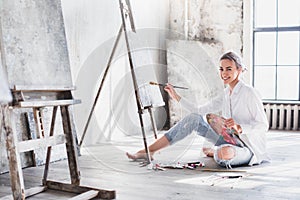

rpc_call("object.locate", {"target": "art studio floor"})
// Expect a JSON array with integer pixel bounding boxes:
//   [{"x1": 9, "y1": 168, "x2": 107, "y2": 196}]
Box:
[{"x1": 0, "y1": 130, "x2": 300, "y2": 200}]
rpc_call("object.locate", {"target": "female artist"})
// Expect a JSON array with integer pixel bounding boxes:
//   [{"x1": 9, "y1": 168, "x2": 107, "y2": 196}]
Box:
[{"x1": 126, "y1": 51, "x2": 269, "y2": 168}]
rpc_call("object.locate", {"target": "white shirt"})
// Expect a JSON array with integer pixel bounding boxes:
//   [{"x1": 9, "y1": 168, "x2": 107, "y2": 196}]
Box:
[{"x1": 179, "y1": 81, "x2": 269, "y2": 165}]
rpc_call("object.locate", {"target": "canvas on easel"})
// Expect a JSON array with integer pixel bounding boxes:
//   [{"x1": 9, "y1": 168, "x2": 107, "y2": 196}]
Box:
[
  {"x1": 0, "y1": 64, "x2": 12, "y2": 103},
  {"x1": 0, "y1": 63, "x2": 12, "y2": 174},
  {"x1": 138, "y1": 83, "x2": 165, "y2": 109},
  {"x1": 0, "y1": 0, "x2": 72, "y2": 172},
  {"x1": 127, "y1": 31, "x2": 165, "y2": 110}
]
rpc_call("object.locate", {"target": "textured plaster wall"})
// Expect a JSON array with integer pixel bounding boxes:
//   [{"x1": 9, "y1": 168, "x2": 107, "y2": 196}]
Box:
[
  {"x1": 168, "y1": 0, "x2": 244, "y2": 125},
  {"x1": 167, "y1": 40, "x2": 223, "y2": 125},
  {"x1": 170, "y1": 0, "x2": 243, "y2": 53}
]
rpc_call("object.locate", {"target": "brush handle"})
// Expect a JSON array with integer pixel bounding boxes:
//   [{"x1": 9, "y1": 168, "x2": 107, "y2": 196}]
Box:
[
  {"x1": 149, "y1": 82, "x2": 188, "y2": 90},
  {"x1": 172, "y1": 85, "x2": 189, "y2": 90}
]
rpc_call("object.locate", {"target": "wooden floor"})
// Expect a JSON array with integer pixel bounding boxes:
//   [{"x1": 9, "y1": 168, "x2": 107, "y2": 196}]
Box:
[{"x1": 1, "y1": 130, "x2": 300, "y2": 199}]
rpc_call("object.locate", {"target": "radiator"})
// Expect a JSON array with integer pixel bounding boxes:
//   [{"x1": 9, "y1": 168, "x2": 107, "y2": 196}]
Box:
[{"x1": 264, "y1": 103, "x2": 300, "y2": 131}]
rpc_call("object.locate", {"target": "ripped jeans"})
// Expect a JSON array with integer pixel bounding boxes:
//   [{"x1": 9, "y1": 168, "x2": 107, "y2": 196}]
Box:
[{"x1": 164, "y1": 113, "x2": 253, "y2": 168}]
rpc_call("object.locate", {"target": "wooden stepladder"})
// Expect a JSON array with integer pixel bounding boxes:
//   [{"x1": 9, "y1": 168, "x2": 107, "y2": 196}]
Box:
[{"x1": 1, "y1": 85, "x2": 115, "y2": 200}]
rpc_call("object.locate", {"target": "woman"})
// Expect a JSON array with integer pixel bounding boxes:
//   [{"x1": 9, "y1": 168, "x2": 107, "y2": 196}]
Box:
[{"x1": 126, "y1": 51, "x2": 269, "y2": 168}]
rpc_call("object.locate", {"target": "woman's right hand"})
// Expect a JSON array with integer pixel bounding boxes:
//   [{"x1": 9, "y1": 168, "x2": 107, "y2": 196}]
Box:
[{"x1": 164, "y1": 83, "x2": 181, "y2": 102}]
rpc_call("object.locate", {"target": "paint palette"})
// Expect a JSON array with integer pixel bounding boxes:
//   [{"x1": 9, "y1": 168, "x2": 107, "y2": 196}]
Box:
[{"x1": 206, "y1": 113, "x2": 243, "y2": 146}]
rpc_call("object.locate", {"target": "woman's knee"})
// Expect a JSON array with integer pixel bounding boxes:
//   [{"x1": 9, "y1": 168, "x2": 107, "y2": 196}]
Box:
[{"x1": 216, "y1": 146, "x2": 235, "y2": 160}]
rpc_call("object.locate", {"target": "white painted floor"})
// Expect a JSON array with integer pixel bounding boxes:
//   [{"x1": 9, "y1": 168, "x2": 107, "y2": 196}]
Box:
[{"x1": 1, "y1": 130, "x2": 300, "y2": 199}]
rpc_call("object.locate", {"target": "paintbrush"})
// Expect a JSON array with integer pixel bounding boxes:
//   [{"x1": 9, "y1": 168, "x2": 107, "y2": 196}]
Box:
[{"x1": 149, "y1": 81, "x2": 188, "y2": 90}]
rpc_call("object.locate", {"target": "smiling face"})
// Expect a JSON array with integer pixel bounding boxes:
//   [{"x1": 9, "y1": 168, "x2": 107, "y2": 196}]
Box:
[{"x1": 219, "y1": 58, "x2": 242, "y2": 90}]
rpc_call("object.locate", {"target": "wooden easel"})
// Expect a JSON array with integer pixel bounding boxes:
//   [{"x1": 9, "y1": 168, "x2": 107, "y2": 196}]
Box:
[
  {"x1": 79, "y1": 0, "x2": 160, "y2": 164},
  {"x1": 0, "y1": 85, "x2": 115, "y2": 199}
]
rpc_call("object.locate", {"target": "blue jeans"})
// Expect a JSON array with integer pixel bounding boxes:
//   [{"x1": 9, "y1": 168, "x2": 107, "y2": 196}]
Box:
[{"x1": 164, "y1": 113, "x2": 253, "y2": 168}]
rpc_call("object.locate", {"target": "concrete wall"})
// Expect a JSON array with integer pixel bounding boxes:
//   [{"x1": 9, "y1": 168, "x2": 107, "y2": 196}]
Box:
[
  {"x1": 166, "y1": 40, "x2": 224, "y2": 125},
  {"x1": 170, "y1": 0, "x2": 244, "y2": 64},
  {"x1": 168, "y1": 0, "x2": 245, "y2": 124},
  {"x1": 61, "y1": 0, "x2": 170, "y2": 145}
]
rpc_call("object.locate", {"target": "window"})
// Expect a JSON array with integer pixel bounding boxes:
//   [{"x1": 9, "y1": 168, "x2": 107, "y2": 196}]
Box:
[{"x1": 253, "y1": 0, "x2": 300, "y2": 101}]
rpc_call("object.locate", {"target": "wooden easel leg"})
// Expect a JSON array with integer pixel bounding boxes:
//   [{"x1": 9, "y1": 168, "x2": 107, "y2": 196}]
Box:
[
  {"x1": 1, "y1": 105, "x2": 25, "y2": 200},
  {"x1": 42, "y1": 106, "x2": 58, "y2": 185},
  {"x1": 148, "y1": 107, "x2": 158, "y2": 139},
  {"x1": 137, "y1": 112, "x2": 152, "y2": 164},
  {"x1": 79, "y1": 25, "x2": 123, "y2": 147},
  {"x1": 118, "y1": 0, "x2": 152, "y2": 164},
  {"x1": 60, "y1": 105, "x2": 80, "y2": 185}
]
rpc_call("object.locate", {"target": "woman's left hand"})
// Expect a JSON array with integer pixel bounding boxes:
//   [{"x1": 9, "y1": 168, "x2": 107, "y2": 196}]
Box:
[{"x1": 224, "y1": 118, "x2": 242, "y2": 134}]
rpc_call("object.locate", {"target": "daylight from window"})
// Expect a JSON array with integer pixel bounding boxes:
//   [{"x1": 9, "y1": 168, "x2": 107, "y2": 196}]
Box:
[{"x1": 253, "y1": 0, "x2": 300, "y2": 101}]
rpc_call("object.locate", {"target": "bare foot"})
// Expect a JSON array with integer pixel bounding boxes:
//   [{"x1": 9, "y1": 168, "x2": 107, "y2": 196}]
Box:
[
  {"x1": 126, "y1": 152, "x2": 154, "y2": 161},
  {"x1": 202, "y1": 147, "x2": 214, "y2": 157}
]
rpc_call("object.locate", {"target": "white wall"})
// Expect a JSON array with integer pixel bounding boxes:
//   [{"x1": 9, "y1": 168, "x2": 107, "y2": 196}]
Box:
[{"x1": 61, "y1": 0, "x2": 170, "y2": 145}]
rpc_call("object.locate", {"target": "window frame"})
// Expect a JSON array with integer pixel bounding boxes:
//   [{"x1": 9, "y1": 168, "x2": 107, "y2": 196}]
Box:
[{"x1": 252, "y1": 0, "x2": 300, "y2": 102}]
